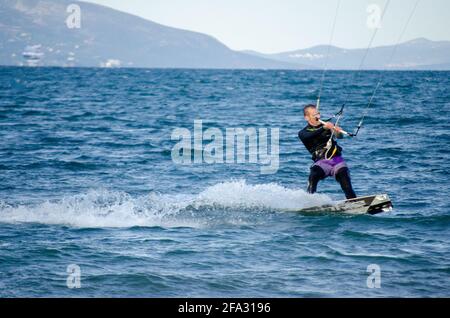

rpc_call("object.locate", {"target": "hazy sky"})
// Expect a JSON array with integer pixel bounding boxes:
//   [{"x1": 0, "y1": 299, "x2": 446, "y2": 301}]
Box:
[{"x1": 85, "y1": 0, "x2": 450, "y2": 53}]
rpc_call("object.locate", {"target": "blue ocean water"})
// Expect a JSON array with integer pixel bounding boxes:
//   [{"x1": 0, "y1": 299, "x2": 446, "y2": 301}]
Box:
[{"x1": 0, "y1": 67, "x2": 449, "y2": 297}]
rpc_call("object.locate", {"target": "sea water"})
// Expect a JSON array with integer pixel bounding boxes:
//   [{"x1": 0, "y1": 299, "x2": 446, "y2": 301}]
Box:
[{"x1": 0, "y1": 67, "x2": 449, "y2": 297}]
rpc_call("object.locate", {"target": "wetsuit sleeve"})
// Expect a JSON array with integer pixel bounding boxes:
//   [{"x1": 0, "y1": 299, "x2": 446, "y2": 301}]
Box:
[{"x1": 298, "y1": 127, "x2": 325, "y2": 143}]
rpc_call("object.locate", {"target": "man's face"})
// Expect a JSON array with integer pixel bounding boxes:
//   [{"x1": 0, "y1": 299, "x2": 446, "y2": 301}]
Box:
[{"x1": 304, "y1": 107, "x2": 320, "y2": 126}]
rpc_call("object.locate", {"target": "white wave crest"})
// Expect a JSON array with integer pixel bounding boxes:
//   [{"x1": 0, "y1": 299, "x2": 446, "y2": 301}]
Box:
[
  {"x1": 195, "y1": 180, "x2": 332, "y2": 210},
  {"x1": 0, "y1": 180, "x2": 332, "y2": 228}
]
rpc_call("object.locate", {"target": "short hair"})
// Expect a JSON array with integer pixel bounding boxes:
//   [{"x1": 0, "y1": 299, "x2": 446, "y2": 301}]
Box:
[{"x1": 303, "y1": 104, "x2": 317, "y2": 116}]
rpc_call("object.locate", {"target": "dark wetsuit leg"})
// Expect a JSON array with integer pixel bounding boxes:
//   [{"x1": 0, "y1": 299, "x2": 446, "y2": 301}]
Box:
[
  {"x1": 307, "y1": 165, "x2": 326, "y2": 194},
  {"x1": 335, "y1": 167, "x2": 357, "y2": 199}
]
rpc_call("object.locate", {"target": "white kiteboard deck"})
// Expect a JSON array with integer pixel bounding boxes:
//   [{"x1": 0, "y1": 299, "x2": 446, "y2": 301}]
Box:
[{"x1": 285, "y1": 194, "x2": 393, "y2": 215}]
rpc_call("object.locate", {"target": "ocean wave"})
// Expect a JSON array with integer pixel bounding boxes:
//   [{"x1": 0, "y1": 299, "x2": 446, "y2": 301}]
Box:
[{"x1": 0, "y1": 180, "x2": 332, "y2": 229}]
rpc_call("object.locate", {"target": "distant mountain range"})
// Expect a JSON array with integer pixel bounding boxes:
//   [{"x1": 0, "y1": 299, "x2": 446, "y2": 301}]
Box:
[
  {"x1": 0, "y1": 0, "x2": 306, "y2": 69},
  {"x1": 243, "y1": 38, "x2": 450, "y2": 70},
  {"x1": 1, "y1": 0, "x2": 449, "y2": 70}
]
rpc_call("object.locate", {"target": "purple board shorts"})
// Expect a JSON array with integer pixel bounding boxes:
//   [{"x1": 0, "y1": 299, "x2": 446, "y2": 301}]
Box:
[{"x1": 313, "y1": 156, "x2": 348, "y2": 178}]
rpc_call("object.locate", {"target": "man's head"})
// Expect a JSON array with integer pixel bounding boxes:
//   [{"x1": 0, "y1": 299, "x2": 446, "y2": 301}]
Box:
[{"x1": 304, "y1": 104, "x2": 321, "y2": 126}]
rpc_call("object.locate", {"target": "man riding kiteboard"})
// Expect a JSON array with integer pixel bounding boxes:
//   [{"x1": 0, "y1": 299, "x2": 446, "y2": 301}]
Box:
[{"x1": 299, "y1": 104, "x2": 357, "y2": 200}]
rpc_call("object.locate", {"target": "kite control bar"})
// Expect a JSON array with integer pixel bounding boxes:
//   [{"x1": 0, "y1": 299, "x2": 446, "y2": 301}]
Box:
[
  {"x1": 319, "y1": 119, "x2": 353, "y2": 137},
  {"x1": 317, "y1": 104, "x2": 355, "y2": 137}
]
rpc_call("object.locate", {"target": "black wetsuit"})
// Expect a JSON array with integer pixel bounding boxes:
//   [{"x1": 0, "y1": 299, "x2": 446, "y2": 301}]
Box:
[
  {"x1": 298, "y1": 123, "x2": 342, "y2": 162},
  {"x1": 298, "y1": 123, "x2": 356, "y2": 199}
]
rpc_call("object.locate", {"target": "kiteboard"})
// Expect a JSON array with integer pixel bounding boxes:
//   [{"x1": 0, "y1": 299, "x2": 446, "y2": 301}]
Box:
[{"x1": 286, "y1": 194, "x2": 393, "y2": 215}]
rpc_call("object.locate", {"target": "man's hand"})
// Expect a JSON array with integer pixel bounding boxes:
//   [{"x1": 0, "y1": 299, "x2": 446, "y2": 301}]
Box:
[
  {"x1": 334, "y1": 126, "x2": 343, "y2": 134},
  {"x1": 323, "y1": 122, "x2": 335, "y2": 130},
  {"x1": 323, "y1": 122, "x2": 344, "y2": 137}
]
